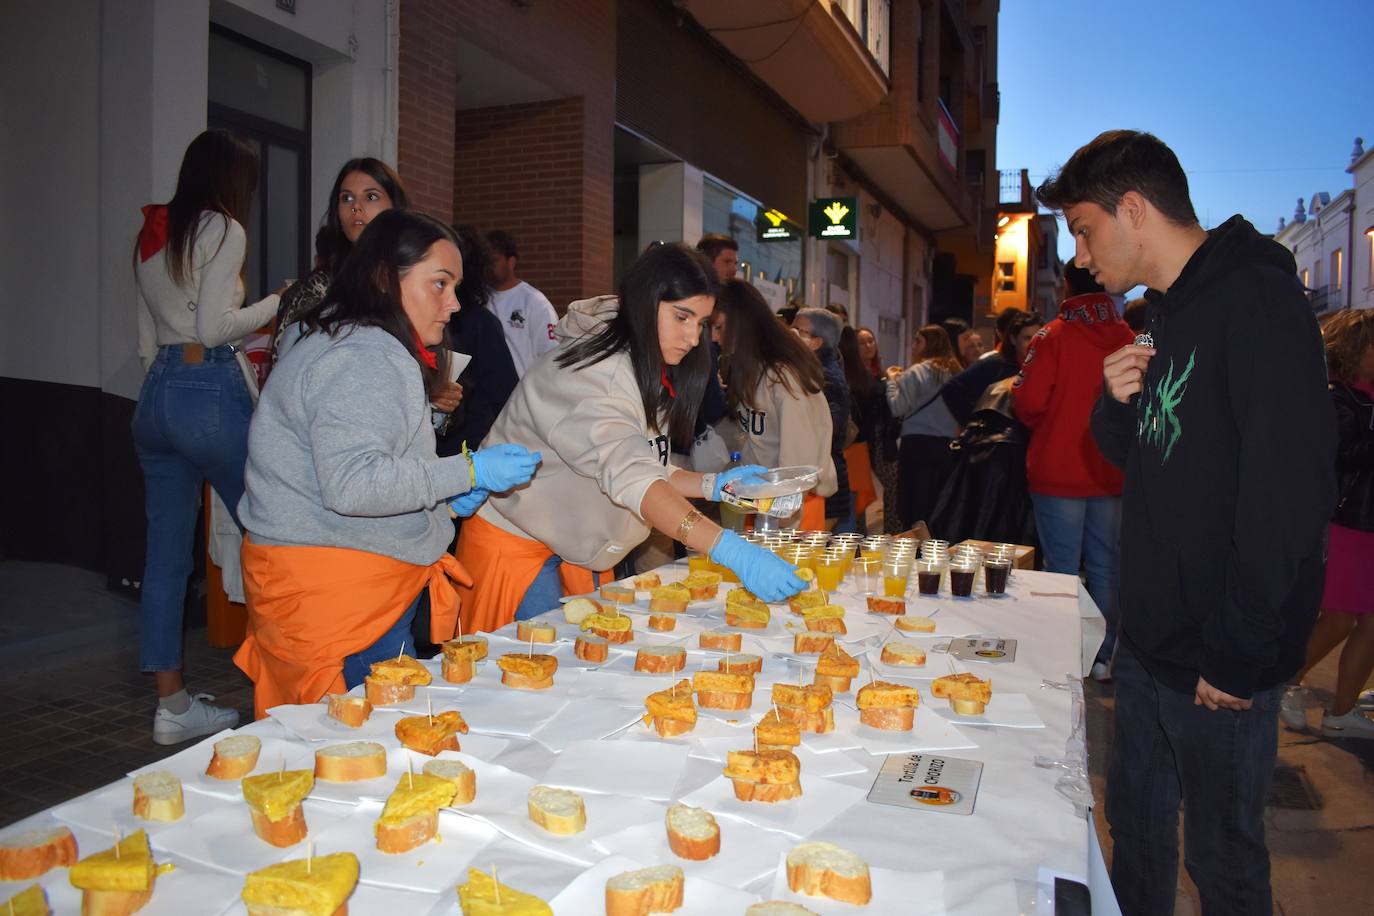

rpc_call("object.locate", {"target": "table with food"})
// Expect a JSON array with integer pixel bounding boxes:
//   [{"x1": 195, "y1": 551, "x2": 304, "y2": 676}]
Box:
[{"x1": 0, "y1": 531, "x2": 1108, "y2": 916}]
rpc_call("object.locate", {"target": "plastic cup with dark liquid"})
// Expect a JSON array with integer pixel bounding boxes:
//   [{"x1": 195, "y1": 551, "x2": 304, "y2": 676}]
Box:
[
  {"x1": 915, "y1": 558, "x2": 943, "y2": 596},
  {"x1": 984, "y1": 557, "x2": 1012, "y2": 596},
  {"x1": 949, "y1": 560, "x2": 977, "y2": 598}
]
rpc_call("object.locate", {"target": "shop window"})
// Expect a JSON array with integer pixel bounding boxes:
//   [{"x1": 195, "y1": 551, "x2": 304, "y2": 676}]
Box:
[{"x1": 702, "y1": 177, "x2": 803, "y2": 306}]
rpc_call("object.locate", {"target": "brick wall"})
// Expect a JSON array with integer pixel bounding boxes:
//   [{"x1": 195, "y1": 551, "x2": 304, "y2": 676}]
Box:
[
  {"x1": 398, "y1": 0, "x2": 614, "y2": 311},
  {"x1": 396, "y1": 0, "x2": 461, "y2": 222}
]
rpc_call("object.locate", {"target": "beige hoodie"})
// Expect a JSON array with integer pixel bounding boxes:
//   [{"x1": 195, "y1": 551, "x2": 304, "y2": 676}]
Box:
[
  {"x1": 719, "y1": 368, "x2": 837, "y2": 498},
  {"x1": 477, "y1": 297, "x2": 676, "y2": 570}
]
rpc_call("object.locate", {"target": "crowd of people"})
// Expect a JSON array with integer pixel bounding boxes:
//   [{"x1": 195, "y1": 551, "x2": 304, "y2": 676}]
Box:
[{"x1": 129, "y1": 126, "x2": 1371, "y2": 915}]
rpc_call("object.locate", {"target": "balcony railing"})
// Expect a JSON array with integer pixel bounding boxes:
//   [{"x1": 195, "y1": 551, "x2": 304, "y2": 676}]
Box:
[
  {"x1": 1307, "y1": 285, "x2": 1331, "y2": 313},
  {"x1": 999, "y1": 170, "x2": 1025, "y2": 205}
]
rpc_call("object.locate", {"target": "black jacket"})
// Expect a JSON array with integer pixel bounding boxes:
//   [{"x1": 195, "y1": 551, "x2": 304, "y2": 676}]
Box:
[
  {"x1": 1091, "y1": 215, "x2": 1337, "y2": 698},
  {"x1": 436, "y1": 304, "x2": 519, "y2": 456},
  {"x1": 940, "y1": 352, "x2": 1019, "y2": 425},
  {"x1": 1331, "y1": 382, "x2": 1374, "y2": 532}
]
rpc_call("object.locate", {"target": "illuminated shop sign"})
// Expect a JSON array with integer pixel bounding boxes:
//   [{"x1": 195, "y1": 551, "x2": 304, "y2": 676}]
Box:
[
  {"x1": 808, "y1": 197, "x2": 857, "y2": 240},
  {"x1": 755, "y1": 208, "x2": 799, "y2": 242}
]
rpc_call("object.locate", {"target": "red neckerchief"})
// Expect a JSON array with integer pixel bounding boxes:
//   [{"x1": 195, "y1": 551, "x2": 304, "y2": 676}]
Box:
[
  {"x1": 411, "y1": 326, "x2": 438, "y2": 370},
  {"x1": 138, "y1": 205, "x2": 169, "y2": 261},
  {"x1": 661, "y1": 366, "x2": 676, "y2": 398}
]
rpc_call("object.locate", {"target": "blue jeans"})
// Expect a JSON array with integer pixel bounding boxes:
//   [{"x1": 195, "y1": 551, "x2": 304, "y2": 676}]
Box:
[
  {"x1": 514, "y1": 556, "x2": 602, "y2": 621},
  {"x1": 1106, "y1": 638, "x2": 1281, "y2": 916},
  {"x1": 132, "y1": 345, "x2": 254, "y2": 672},
  {"x1": 1031, "y1": 493, "x2": 1121, "y2": 664},
  {"x1": 342, "y1": 591, "x2": 422, "y2": 689}
]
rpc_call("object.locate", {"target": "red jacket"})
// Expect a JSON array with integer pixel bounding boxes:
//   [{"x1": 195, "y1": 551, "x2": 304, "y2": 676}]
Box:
[{"x1": 1013, "y1": 294, "x2": 1134, "y2": 497}]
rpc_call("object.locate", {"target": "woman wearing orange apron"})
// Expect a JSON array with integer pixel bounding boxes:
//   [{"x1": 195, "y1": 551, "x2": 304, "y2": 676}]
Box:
[
  {"x1": 453, "y1": 243, "x2": 806, "y2": 633},
  {"x1": 233, "y1": 211, "x2": 538, "y2": 716}
]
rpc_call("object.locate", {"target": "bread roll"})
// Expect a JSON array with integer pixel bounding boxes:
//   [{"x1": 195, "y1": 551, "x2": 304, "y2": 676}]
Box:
[
  {"x1": 0, "y1": 826, "x2": 77, "y2": 880},
  {"x1": 314, "y1": 742, "x2": 387, "y2": 782},
  {"x1": 527, "y1": 785, "x2": 586, "y2": 835},
  {"x1": 132, "y1": 771, "x2": 184, "y2": 822},
  {"x1": 665, "y1": 803, "x2": 720, "y2": 861},
  {"x1": 785, "y1": 841, "x2": 872, "y2": 904},
  {"x1": 326, "y1": 693, "x2": 372, "y2": 728},
  {"x1": 604, "y1": 864, "x2": 684, "y2": 916},
  {"x1": 205, "y1": 735, "x2": 261, "y2": 780},
  {"x1": 422, "y1": 759, "x2": 476, "y2": 805}
]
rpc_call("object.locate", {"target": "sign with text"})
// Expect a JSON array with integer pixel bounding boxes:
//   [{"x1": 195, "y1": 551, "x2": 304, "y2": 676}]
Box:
[
  {"x1": 755, "y1": 208, "x2": 799, "y2": 243},
  {"x1": 868, "y1": 752, "x2": 983, "y2": 816},
  {"x1": 808, "y1": 197, "x2": 857, "y2": 240}
]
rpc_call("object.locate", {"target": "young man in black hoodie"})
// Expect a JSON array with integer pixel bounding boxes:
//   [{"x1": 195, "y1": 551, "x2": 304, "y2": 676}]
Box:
[{"x1": 1037, "y1": 131, "x2": 1336, "y2": 916}]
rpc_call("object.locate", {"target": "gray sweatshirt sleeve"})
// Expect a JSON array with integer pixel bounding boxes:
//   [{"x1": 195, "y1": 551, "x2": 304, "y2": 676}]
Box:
[
  {"x1": 885, "y1": 363, "x2": 943, "y2": 418},
  {"x1": 303, "y1": 343, "x2": 472, "y2": 516}
]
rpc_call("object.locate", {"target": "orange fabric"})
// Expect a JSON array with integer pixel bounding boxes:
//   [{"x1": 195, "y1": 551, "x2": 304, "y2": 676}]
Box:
[
  {"x1": 844, "y1": 441, "x2": 876, "y2": 514},
  {"x1": 455, "y1": 514, "x2": 596, "y2": 633},
  {"x1": 800, "y1": 492, "x2": 827, "y2": 531},
  {"x1": 234, "y1": 537, "x2": 472, "y2": 719}
]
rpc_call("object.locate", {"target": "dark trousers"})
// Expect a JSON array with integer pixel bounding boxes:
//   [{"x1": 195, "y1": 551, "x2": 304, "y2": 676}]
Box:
[
  {"x1": 1106, "y1": 638, "x2": 1281, "y2": 916},
  {"x1": 896, "y1": 434, "x2": 954, "y2": 531}
]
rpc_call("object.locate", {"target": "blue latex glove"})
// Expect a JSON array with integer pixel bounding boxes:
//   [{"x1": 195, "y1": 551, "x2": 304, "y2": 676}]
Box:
[
  {"x1": 449, "y1": 488, "x2": 489, "y2": 518},
  {"x1": 710, "y1": 464, "x2": 768, "y2": 502},
  {"x1": 710, "y1": 529, "x2": 805, "y2": 602},
  {"x1": 470, "y1": 444, "x2": 542, "y2": 492}
]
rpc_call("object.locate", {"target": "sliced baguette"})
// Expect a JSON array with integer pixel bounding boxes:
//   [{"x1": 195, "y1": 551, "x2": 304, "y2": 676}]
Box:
[
  {"x1": 717, "y1": 653, "x2": 762, "y2": 675},
  {"x1": 745, "y1": 903, "x2": 820, "y2": 916},
  {"x1": 77, "y1": 887, "x2": 154, "y2": 916},
  {"x1": 599, "y1": 584, "x2": 636, "y2": 604},
  {"x1": 206, "y1": 735, "x2": 261, "y2": 780},
  {"x1": 314, "y1": 742, "x2": 387, "y2": 782},
  {"x1": 635, "y1": 646, "x2": 686, "y2": 673},
  {"x1": 440, "y1": 648, "x2": 475, "y2": 684},
  {"x1": 374, "y1": 810, "x2": 437, "y2": 856},
  {"x1": 0, "y1": 825, "x2": 77, "y2": 880},
  {"x1": 803, "y1": 617, "x2": 846, "y2": 635},
  {"x1": 698, "y1": 631, "x2": 742, "y2": 652},
  {"x1": 575, "y1": 634, "x2": 609, "y2": 662},
  {"x1": 527, "y1": 785, "x2": 586, "y2": 835},
  {"x1": 250, "y1": 805, "x2": 308, "y2": 848},
  {"x1": 880, "y1": 642, "x2": 927, "y2": 666},
  {"x1": 516, "y1": 620, "x2": 557, "y2": 644},
  {"x1": 647, "y1": 614, "x2": 677, "y2": 632},
  {"x1": 326, "y1": 693, "x2": 373, "y2": 728},
  {"x1": 793, "y1": 632, "x2": 834, "y2": 655},
  {"x1": 563, "y1": 596, "x2": 604, "y2": 625},
  {"x1": 894, "y1": 615, "x2": 937, "y2": 633},
  {"x1": 131, "y1": 771, "x2": 184, "y2": 822},
  {"x1": 421, "y1": 758, "x2": 476, "y2": 805},
  {"x1": 604, "y1": 864, "x2": 684, "y2": 916},
  {"x1": 785, "y1": 841, "x2": 872, "y2": 904},
  {"x1": 665, "y1": 804, "x2": 720, "y2": 861},
  {"x1": 364, "y1": 678, "x2": 416, "y2": 706}
]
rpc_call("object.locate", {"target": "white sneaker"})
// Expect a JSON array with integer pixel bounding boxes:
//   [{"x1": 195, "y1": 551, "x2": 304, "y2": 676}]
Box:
[
  {"x1": 1320, "y1": 708, "x2": 1374, "y2": 740},
  {"x1": 1278, "y1": 685, "x2": 1308, "y2": 731},
  {"x1": 153, "y1": 693, "x2": 239, "y2": 745},
  {"x1": 1357, "y1": 689, "x2": 1374, "y2": 709},
  {"x1": 1089, "y1": 661, "x2": 1112, "y2": 683}
]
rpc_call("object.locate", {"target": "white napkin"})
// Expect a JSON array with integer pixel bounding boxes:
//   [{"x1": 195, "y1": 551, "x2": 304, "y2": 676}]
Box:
[
  {"x1": 824, "y1": 698, "x2": 981, "y2": 755},
  {"x1": 549, "y1": 853, "x2": 761, "y2": 915},
  {"x1": 767, "y1": 850, "x2": 946, "y2": 915},
  {"x1": 307, "y1": 801, "x2": 499, "y2": 894},
  {"x1": 931, "y1": 692, "x2": 1045, "y2": 728},
  {"x1": 128, "y1": 729, "x2": 315, "y2": 801},
  {"x1": 149, "y1": 800, "x2": 347, "y2": 873},
  {"x1": 268, "y1": 702, "x2": 412, "y2": 743},
  {"x1": 687, "y1": 739, "x2": 872, "y2": 778},
  {"x1": 594, "y1": 817, "x2": 793, "y2": 889},
  {"x1": 539, "y1": 740, "x2": 690, "y2": 801},
  {"x1": 459, "y1": 790, "x2": 666, "y2": 867},
  {"x1": 51, "y1": 777, "x2": 223, "y2": 839},
  {"x1": 528, "y1": 704, "x2": 645, "y2": 752},
  {"x1": 438, "y1": 687, "x2": 570, "y2": 737},
  {"x1": 225, "y1": 881, "x2": 441, "y2": 916},
  {"x1": 420, "y1": 835, "x2": 588, "y2": 914},
  {"x1": 677, "y1": 773, "x2": 866, "y2": 839}
]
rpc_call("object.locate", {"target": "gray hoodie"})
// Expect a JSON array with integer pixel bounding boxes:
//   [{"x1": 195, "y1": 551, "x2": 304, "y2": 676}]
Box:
[
  {"x1": 239, "y1": 325, "x2": 472, "y2": 565},
  {"x1": 477, "y1": 297, "x2": 676, "y2": 570}
]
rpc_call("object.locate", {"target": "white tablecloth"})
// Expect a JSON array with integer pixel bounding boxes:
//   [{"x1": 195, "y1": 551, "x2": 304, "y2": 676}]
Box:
[{"x1": 0, "y1": 562, "x2": 1113, "y2": 915}]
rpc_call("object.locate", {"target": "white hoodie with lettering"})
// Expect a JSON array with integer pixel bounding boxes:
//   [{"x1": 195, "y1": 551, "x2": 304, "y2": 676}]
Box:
[
  {"x1": 476, "y1": 296, "x2": 676, "y2": 570},
  {"x1": 723, "y1": 368, "x2": 838, "y2": 499}
]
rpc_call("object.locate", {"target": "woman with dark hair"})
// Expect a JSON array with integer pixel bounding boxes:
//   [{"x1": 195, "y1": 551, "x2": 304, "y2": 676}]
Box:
[
  {"x1": 455, "y1": 245, "x2": 804, "y2": 632},
  {"x1": 133, "y1": 129, "x2": 281, "y2": 743},
  {"x1": 791, "y1": 307, "x2": 851, "y2": 529},
  {"x1": 857, "y1": 327, "x2": 902, "y2": 533},
  {"x1": 838, "y1": 326, "x2": 879, "y2": 532},
  {"x1": 1280, "y1": 308, "x2": 1374, "y2": 738},
  {"x1": 271, "y1": 158, "x2": 406, "y2": 361},
  {"x1": 436, "y1": 224, "x2": 519, "y2": 455},
  {"x1": 715, "y1": 281, "x2": 838, "y2": 529},
  {"x1": 885, "y1": 325, "x2": 963, "y2": 530},
  {"x1": 233, "y1": 210, "x2": 539, "y2": 717}
]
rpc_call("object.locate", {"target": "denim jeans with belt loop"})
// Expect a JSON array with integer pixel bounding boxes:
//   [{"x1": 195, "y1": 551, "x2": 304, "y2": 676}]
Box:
[{"x1": 132, "y1": 344, "x2": 254, "y2": 672}]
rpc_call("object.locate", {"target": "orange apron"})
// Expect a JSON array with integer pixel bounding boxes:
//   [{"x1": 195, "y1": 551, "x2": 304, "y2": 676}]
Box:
[
  {"x1": 234, "y1": 536, "x2": 472, "y2": 719},
  {"x1": 843, "y1": 441, "x2": 876, "y2": 515},
  {"x1": 455, "y1": 514, "x2": 595, "y2": 633},
  {"x1": 800, "y1": 492, "x2": 828, "y2": 531}
]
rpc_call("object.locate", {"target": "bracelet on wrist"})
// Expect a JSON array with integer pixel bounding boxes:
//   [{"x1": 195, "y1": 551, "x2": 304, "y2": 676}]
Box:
[{"x1": 676, "y1": 508, "x2": 704, "y2": 543}]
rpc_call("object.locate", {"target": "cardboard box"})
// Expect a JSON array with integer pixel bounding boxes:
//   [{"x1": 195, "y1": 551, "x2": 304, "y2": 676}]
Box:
[{"x1": 952, "y1": 539, "x2": 1036, "y2": 570}]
